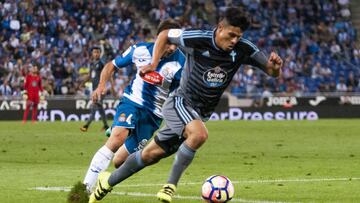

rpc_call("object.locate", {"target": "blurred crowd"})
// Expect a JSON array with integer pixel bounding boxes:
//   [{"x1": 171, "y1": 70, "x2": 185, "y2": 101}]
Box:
[
  {"x1": 0, "y1": 0, "x2": 153, "y2": 98},
  {"x1": 0, "y1": 0, "x2": 359, "y2": 99},
  {"x1": 144, "y1": 0, "x2": 359, "y2": 97}
]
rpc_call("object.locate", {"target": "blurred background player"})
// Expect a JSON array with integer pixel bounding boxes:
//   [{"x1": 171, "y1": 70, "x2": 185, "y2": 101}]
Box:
[
  {"x1": 80, "y1": 46, "x2": 111, "y2": 132},
  {"x1": 77, "y1": 19, "x2": 185, "y2": 196},
  {"x1": 22, "y1": 63, "x2": 44, "y2": 123}
]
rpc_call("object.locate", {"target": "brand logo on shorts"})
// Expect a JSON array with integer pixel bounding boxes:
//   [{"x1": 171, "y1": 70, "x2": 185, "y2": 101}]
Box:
[
  {"x1": 203, "y1": 66, "x2": 227, "y2": 87},
  {"x1": 135, "y1": 139, "x2": 148, "y2": 151}
]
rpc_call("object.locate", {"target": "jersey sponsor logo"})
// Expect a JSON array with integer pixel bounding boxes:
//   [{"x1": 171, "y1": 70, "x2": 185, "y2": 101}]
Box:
[
  {"x1": 140, "y1": 71, "x2": 164, "y2": 86},
  {"x1": 168, "y1": 29, "x2": 182, "y2": 38},
  {"x1": 203, "y1": 66, "x2": 227, "y2": 87}
]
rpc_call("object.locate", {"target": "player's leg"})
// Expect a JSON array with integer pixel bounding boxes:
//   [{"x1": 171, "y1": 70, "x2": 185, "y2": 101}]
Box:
[
  {"x1": 90, "y1": 108, "x2": 170, "y2": 202},
  {"x1": 112, "y1": 145, "x2": 129, "y2": 168},
  {"x1": 83, "y1": 126, "x2": 129, "y2": 192},
  {"x1": 96, "y1": 98, "x2": 109, "y2": 130},
  {"x1": 167, "y1": 120, "x2": 207, "y2": 185},
  {"x1": 31, "y1": 102, "x2": 39, "y2": 123},
  {"x1": 89, "y1": 139, "x2": 167, "y2": 203},
  {"x1": 110, "y1": 139, "x2": 167, "y2": 184},
  {"x1": 157, "y1": 96, "x2": 206, "y2": 203},
  {"x1": 81, "y1": 103, "x2": 96, "y2": 131},
  {"x1": 22, "y1": 100, "x2": 31, "y2": 123},
  {"x1": 83, "y1": 101, "x2": 137, "y2": 192},
  {"x1": 112, "y1": 106, "x2": 162, "y2": 168}
]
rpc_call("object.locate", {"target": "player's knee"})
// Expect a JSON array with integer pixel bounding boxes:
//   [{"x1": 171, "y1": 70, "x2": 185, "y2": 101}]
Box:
[
  {"x1": 107, "y1": 128, "x2": 129, "y2": 147},
  {"x1": 186, "y1": 131, "x2": 208, "y2": 149},
  {"x1": 193, "y1": 131, "x2": 208, "y2": 144}
]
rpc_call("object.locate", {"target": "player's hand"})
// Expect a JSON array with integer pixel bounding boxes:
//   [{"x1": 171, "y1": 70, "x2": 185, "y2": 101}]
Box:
[
  {"x1": 92, "y1": 86, "x2": 106, "y2": 102},
  {"x1": 39, "y1": 91, "x2": 45, "y2": 101},
  {"x1": 139, "y1": 64, "x2": 157, "y2": 77},
  {"x1": 22, "y1": 90, "x2": 28, "y2": 100},
  {"x1": 267, "y1": 52, "x2": 283, "y2": 77}
]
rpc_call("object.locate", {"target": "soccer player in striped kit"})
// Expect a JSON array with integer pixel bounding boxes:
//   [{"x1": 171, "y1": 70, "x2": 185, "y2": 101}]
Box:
[
  {"x1": 78, "y1": 19, "x2": 185, "y2": 197},
  {"x1": 89, "y1": 7, "x2": 283, "y2": 203}
]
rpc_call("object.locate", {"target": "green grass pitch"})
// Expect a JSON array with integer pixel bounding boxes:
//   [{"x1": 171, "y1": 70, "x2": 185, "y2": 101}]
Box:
[{"x1": 0, "y1": 120, "x2": 360, "y2": 203}]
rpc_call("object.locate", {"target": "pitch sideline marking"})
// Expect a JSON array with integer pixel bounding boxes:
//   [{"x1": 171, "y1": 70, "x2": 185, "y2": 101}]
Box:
[
  {"x1": 114, "y1": 177, "x2": 360, "y2": 187},
  {"x1": 31, "y1": 187, "x2": 290, "y2": 203},
  {"x1": 30, "y1": 177, "x2": 359, "y2": 203},
  {"x1": 53, "y1": 177, "x2": 360, "y2": 188}
]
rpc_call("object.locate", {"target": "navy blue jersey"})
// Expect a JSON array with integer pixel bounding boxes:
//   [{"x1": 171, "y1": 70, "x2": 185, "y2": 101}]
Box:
[
  {"x1": 90, "y1": 59, "x2": 105, "y2": 91},
  {"x1": 168, "y1": 28, "x2": 268, "y2": 119}
]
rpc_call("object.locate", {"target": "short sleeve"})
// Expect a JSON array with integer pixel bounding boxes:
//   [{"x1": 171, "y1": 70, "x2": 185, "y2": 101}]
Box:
[
  {"x1": 168, "y1": 29, "x2": 212, "y2": 49},
  {"x1": 112, "y1": 45, "x2": 135, "y2": 69}
]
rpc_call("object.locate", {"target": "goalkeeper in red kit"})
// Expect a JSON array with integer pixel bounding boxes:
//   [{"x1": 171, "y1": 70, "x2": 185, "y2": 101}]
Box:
[{"x1": 22, "y1": 63, "x2": 44, "y2": 123}]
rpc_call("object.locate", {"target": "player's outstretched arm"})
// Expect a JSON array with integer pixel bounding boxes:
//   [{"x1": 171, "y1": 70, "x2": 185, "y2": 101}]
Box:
[
  {"x1": 265, "y1": 52, "x2": 283, "y2": 78},
  {"x1": 140, "y1": 30, "x2": 170, "y2": 75},
  {"x1": 92, "y1": 61, "x2": 115, "y2": 102}
]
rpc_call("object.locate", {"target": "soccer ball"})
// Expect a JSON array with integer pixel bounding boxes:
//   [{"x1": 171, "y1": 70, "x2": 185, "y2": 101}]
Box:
[{"x1": 201, "y1": 175, "x2": 234, "y2": 203}]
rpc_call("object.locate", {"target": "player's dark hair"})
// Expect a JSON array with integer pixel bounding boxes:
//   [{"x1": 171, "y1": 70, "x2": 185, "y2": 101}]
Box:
[
  {"x1": 156, "y1": 19, "x2": 181, "y2": 35},
  {"x1": 91, "y1": 46, "x2": 101, "y2": 51},
  {"x1": 223, "y1": 7, "x2": 250, "y2": 31}
]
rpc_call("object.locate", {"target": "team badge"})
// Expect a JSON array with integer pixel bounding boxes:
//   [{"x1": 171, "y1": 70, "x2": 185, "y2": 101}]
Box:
[
  {"x1": 31, "y1": 81, "x2": 37, "y2": 87},
  {"x1": 119, "y1": 113, "x2": 126, "y2": 122},
  {"x1": 203, "y1": 66, "x2": 228, "y2": 87}
]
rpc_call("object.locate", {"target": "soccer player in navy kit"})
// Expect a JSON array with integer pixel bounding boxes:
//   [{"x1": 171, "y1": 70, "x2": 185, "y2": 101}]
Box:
[
  {"x1": 80, "y1": 46, "x2": 110, "y2": 132},
  {"x1": 89, "y1": 7, "x2": 283, "y2": 203}
]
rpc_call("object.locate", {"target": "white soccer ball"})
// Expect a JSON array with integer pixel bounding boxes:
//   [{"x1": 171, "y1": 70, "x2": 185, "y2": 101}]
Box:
[{"x1": 201, "y1": 175, "x2": 234, "y2": 203}]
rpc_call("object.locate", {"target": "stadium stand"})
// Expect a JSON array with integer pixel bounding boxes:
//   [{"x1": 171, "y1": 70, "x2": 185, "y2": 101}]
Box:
[{"x1": 0, "y1": 0, "x2": 359, "y2": 98}]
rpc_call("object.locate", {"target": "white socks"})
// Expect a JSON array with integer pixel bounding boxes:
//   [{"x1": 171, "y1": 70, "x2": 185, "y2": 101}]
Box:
[{"x1": 83, "y1": 145, "x2": 114, "y2": 192}]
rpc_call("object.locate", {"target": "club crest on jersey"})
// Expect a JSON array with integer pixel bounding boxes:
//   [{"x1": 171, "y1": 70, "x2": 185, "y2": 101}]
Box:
[
  {"x1": 203, "y1": 66, "x2": 227, "y2": 87},
  {"x1": 119, "y1": 113, "x2": 126, "y2": 122},
  {"x1": 31, "y1": 81, "x2": 37, "y2": 87}
]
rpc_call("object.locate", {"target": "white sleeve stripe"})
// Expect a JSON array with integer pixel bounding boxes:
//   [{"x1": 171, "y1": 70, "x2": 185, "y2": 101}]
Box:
[
  {"x1": 183, "y1": 35, "x2": 212, "y2": 39},
  {"x1": 182, "y1": 33, "x2": 212, "y2": 38},
  {"x1": 250, "y1": 50, "x2": 260, "y2": 57},
  {"x1": 112, "y1": 59, "x2": 119, "y2": 69},
  {"x1": 180, "y1": 34, "x2": 185, "y2": 46}
]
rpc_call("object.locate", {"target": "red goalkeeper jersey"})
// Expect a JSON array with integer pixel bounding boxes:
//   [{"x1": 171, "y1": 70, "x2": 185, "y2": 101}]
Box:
[{"x1": 24, "y1": 74, "x2": 43, "y2": 101}]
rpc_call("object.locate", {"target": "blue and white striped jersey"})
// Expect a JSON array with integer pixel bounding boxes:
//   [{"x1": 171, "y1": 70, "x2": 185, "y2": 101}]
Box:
[{"x1": 112, "y1": 42, "x2": 185, "y2": 118}]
